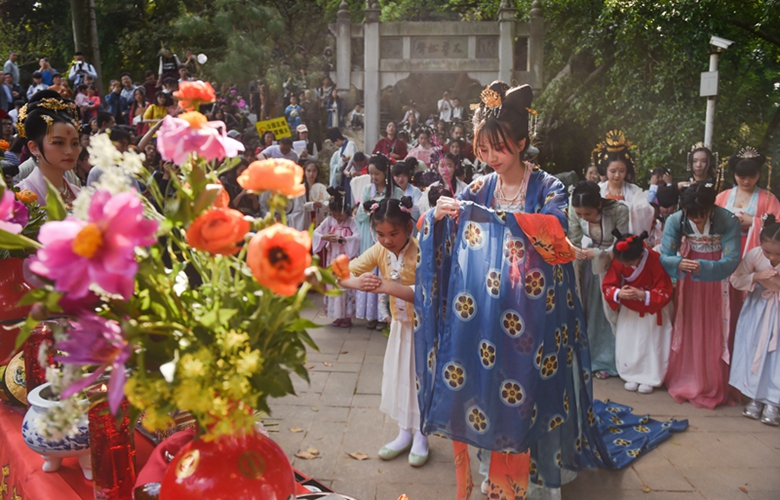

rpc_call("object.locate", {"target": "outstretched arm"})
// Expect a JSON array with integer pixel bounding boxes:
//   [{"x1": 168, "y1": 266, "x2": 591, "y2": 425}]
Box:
[{"x1": 374, "y1": 280, "x2": 414, "y2": 303}]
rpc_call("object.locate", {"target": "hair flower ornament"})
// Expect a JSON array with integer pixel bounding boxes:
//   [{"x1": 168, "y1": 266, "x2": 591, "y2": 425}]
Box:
[
  {"x1": 369, "y1": 202, "x2": 380, "y2": 214},
  {"x1": 737, "y1": 146, "x2": 760, "y2": 160}
]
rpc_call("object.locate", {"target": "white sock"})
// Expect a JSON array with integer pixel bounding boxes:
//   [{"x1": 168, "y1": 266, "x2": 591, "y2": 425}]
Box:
[
  {"x1": 384, "y1": 427, "x2": 412, "y2": 451},
  {"x1": 411, "y1": 430, "x2": 428, "y2": 456}
]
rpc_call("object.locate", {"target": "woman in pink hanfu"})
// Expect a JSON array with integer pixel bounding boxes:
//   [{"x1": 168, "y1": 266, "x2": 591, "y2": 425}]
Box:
[
  {"x1": 661, "y1": 182, "x2": 742, "y2": 409},
  {"x1": 716, "y1": 148, "x2": 780, "y2": 347}
]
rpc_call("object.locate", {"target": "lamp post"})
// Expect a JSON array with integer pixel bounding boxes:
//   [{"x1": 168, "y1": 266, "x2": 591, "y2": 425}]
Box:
[{"x1": 701, "y1": 36, "x2": 734, "y2": 148}]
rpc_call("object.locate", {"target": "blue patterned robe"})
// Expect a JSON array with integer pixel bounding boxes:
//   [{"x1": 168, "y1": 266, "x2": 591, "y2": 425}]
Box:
[{"x1": 415, "y1": 170, "x2": 687, "y2": 487}]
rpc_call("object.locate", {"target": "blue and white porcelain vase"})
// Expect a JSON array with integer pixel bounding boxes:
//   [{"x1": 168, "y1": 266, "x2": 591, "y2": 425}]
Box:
[{"x1": 21, "y1": 382, "x2": 92, "y2": 480}]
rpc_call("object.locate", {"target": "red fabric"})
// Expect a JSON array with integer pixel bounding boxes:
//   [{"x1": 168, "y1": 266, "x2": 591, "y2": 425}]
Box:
[
  {"x1": 602, "y1": 250, "x2": 673, "y2": 325},
  {"x1": 134, "y1": 428, "x2": 195, "y2": 488},
  {"x1": 512, "y1": 213, "x2": 576, "y2": 265},
  {"x1": 0, "y1": 402, "x2": 154, "y2": 499},
  {"x1": 372, "y1": 137, "x2": 408, "y2": 160}
]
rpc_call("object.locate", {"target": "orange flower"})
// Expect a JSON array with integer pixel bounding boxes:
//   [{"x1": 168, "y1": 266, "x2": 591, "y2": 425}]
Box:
[
  {"x1": 179, "y1": 111, "x2": 208, "y2": 129},
  {"x1": 186, "y1": 208, "x2": 249, "y2": 255},
  {"x1": 213, "y1": 181, "x2": 230, "y2": 209},
  {"x1": 0, "y1": 140, "x2": 9, "y2": 152},
  {"x1": 15, "y1": 189, "x2": 38, "y2": 204},
  {"x1": 247, "y1": 224, "x2": 312, "y2": 296},
  {"x1": 332, "y1": 254, "x2": 351, "y2": 280},
  {"x1": 237, "y1": 159, "x2": 306, "y2": 198},
  {"x1": 174, "y1": 81, "x2": 216, "y2": 111}
]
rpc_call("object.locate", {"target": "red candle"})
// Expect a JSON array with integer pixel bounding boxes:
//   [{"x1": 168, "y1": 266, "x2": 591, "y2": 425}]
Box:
[
  {"x1": 23, "y1": 322, "x2": 55, "y2": 392},
  {"x1": 87, "y1": 384, "x2": 136, "y2": 500}
]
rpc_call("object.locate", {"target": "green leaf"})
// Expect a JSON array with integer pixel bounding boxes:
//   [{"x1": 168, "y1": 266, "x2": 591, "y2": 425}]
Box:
[
  {"x1": 14, "y1": 315, "x2": 41, "y2": 349},
  {"x1": 43, "y1": 178, "x2": 67, "y2": 222},
  {"x1": 0, "y1": 229, "x2": 42, "y2": 250}
]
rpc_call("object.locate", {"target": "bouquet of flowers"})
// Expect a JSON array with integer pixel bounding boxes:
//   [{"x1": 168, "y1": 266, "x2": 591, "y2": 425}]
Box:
[{"x1": 0, "y1": 81, "x2": 340, "y2": 440}]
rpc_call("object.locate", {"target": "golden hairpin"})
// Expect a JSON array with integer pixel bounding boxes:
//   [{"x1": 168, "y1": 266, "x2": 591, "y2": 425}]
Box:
[{"x1": 737, "y1": 146, "x2": 760, "y2": 160}]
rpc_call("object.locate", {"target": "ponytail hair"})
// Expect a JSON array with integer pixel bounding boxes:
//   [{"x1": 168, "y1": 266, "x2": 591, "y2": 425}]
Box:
[
  {"x1": 363, "y1": 196, "x2": 414, "y2": 228},
  {"x1": 760, "y1": 213, "x2": 780, "y2": 244},
  {"x1": 612, "y1": 228, "x2": 648, "y2": 263}
]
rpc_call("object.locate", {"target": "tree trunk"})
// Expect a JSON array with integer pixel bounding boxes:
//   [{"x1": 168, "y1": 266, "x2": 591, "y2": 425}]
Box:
[{"x1": 70, "y1": 0, "x2": 103, "y2": 91}]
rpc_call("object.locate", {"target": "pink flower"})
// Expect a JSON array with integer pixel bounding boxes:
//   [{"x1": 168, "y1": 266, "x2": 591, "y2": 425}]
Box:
[
  {"x1": 0, "y1": 189, "x2": 22, "y2": 234},
  {"x1": 156, "y1": 113, "x2": 244, "y2": 166},
  {"x1": 28, "y1": 190, "x2": 158, "y2": 300},
  {"x1": 56, "y1": 314, "x2": 130, "y2": 413}
]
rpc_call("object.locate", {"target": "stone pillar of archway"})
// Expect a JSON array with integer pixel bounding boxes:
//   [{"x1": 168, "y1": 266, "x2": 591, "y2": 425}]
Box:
[
  {"x1": 364, "y1": 2, "x2": 381, "y2": 153},
  {"x1": 335, "y1": 1, "x2": 352, "y2": 93},
  {"x1": 497, "y1": 0, "x2": 516, "y2": 84}
]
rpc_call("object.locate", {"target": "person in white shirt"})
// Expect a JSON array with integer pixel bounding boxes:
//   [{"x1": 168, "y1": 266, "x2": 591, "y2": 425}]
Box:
[
  {"x1": 259, "y1": 137, "x2": 300, "y2": 163},
  {"x1": 451, "y1": 97, "x2": 464, "y2": 121},
  {"x1": 68, "y1": 52, "x2": 98, "y2": 88},
  {"x1": 437, "y1": 90, "x2": 454, "y2": 123},
  {"x1": 26, "y1": 72, "x2": 48, "y2": 100}
]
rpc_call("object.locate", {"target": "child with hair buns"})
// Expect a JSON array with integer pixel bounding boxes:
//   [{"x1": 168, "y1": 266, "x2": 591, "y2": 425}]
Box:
[
  {"x1": 729, "y1": 213, "x2": 780, "y2": 426},
  {"x1": 312, "y1": 187, "x2": 360, "y2": 327},
  {"x1": 338, "y1": 196, "x2": 429, "y2": 466},
  {"x1": 602, "y1": 229, "x2": 674, "y2": 394}
]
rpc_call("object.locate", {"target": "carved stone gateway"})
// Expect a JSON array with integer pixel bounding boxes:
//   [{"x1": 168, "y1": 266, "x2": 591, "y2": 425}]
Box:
[{"x1": 329, "y1": 0, "x2": 545, "y2": 149}]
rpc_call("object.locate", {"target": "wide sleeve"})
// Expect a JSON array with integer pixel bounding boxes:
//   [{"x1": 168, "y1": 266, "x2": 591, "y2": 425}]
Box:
[
  {"x1": 536, "y1": 171, "x2": 569, "y2": 231},
  {"x1": 729, "y1": 246, "x2": 760, "y2": 292},
  {"x1": 355, "y1": 185, "x2": 371, "y2": 224},
  {"x1": 644, "y1": 255, "x2": 674, "y2": 314},
  {"x1": 312, "y1": 217, "x2": 332, "y2": 253},
  {"x1": 344, "y1": 218, "x2": 361, "y2": 258},
  {"x1": 660, "y1": 212, "x2": 684, "y2": 278},
  {"x1": 567, "y1": 200, "x2": 584, "y2": 247},
  {"x1": 601, "y1": 260, "x2": 623, "y2": 311},
  {"x1": 349, "y1": 242, "x2": 382, "y2": 276},
  {"x1": 696, "y1": 208, "x2": 741, "y2": 281}
]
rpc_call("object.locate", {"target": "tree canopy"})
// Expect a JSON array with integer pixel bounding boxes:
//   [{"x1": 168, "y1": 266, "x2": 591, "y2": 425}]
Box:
[{"x1": 3, "y1": 0, "x2": 778, "y2": 185}]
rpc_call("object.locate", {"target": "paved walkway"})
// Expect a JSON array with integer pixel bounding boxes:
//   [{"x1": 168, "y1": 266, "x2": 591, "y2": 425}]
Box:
[{"x1": 267, "y1": 300, "x2": 780, "y2": 500}]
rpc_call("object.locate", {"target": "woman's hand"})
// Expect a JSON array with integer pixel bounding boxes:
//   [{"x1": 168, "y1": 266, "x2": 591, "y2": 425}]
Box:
[
  {"x1": 434, "y1": 196, "x2": 460, "y2": 222},
  {"x1": 754, "y1": 269, "x2": 778, "y2": 283},
  {"x1": 574, "y1": 247, "x2": 594, "y2": 260},
  {"x1": 313, "y1": 201, "x2": 322, "y2": 209},
  {"x1": 618, "y1": 286, "x2": 646, "y2": 301},
  {"x1": 678, "y1": 258, "x2": 700, "y2": 273},
  {"x1": 736, "y1": 212, "x2": 753, "y2": 228},
  {"x1": 356, "y1": 272, "x2": 382, "y2": 291}
]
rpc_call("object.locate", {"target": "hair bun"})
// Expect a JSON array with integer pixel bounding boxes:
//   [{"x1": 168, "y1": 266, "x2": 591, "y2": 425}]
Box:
[
  {"x1": 326, "y1": 186, "x2": 340, "y2": 197},
  {"x1": 764, "y1": 213, "x2": 777, "y2": 228},
  {"x1": 502, "y1": 84, "x2": 533, "y2": 114},
  {"x1": 399, "y1": 196, "x2": 413, "y2": 209},
  {"x1": 638, "y1": 231, "x2": 649, "y2": 241},
  {"x1": 611, "y1": 228, "x2": 624, "y2": 240}
]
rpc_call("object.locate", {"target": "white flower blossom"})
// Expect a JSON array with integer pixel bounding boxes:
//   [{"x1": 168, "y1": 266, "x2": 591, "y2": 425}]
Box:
[
  {"x1": 122, "y1": 149, "x2": 146, "y2": 176},
  {"x1": 87, "y1": 133, "x2": 123, "y2": 171}
]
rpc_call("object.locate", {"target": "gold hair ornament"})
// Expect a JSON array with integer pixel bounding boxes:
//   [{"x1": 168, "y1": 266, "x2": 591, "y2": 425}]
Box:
[
  {"x1": 16, "y1": 103, "x2": 28, "y2": 138},
  {"x1": 41, "y1": 115, "x2": 54, "y2": 141},
  {"x1": 469, "y1": 85, "x2": 503, "y2": 119},
  {"x1": 737, "y1": 146, "x2": 760, "y2": 160}
]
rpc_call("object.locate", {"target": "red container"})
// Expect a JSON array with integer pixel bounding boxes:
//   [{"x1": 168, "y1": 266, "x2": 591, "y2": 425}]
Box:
[
  {"x1": 23, "y1": 321, "x2": 55, "y2": 392},
  {"x1": 160, "y1": 430, "x2": 295, "y2": 500},
  {"x1": 87, "y1": 386, "x2": 137, "y2": 500},
  {"x1": 0, "y1": 258, "x2": 32, "y2": 362}
]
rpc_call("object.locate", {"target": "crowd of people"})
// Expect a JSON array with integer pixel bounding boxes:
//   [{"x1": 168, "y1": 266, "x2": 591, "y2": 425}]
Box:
[{"x1": 4, "y1": 43, "x2": 778, "y2": 498}]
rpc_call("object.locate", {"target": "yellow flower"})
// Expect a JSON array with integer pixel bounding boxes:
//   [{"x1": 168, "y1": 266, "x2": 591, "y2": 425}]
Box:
[
  {"x1": 222, "y1": 329, "x2": 249, "y2": 352},
  {"x1": 180, "y1": 354, "x2": 206, "y2": 378},
  {"x1": 140, "y1": 407, "x2": 174, "y2": 432},
  {"x1": 236, "y1": 349, "x2": 261, "y2": 376}
]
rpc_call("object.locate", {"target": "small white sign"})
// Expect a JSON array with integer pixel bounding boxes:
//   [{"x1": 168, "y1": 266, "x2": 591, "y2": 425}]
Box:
[{"x1": 700, "y1": 71, "x2": 719, "y2": 97}]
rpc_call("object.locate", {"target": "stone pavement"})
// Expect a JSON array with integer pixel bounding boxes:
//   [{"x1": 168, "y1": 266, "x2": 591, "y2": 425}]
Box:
[{"x1": 266, "y1": 300, "x2": 780, "y2": 500}]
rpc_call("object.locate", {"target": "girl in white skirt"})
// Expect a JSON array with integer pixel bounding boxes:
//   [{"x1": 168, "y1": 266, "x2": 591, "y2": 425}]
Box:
[
  {"x1": 729, "y1": 214, "x2": 780, "y2": 426},
  {"x1": 602, "y1": 229, "x2": 674, "y2": 394},
  {"x1": 338, "y1": 196, "x2": 428, "y2": 466}
]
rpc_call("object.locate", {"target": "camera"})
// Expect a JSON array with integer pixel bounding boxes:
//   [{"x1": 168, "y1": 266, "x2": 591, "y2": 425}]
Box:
[
  {"x1": 2, "y1": 160, "x2": 20, "y2": 178},
  {"x1": 710, "y1": 36, "x2": 735, "y2": 51}
]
